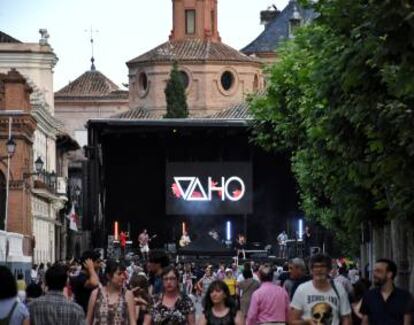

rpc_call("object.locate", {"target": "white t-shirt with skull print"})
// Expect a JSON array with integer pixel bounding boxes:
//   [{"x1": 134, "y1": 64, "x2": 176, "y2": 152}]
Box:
[{"x1": 291, "y1": 280, "x2": 351, "y2": 325}]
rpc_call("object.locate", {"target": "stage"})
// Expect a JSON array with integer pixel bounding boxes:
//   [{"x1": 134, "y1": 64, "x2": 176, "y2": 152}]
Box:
[{"x1": 86, "y1": 118, "x2": 301, "y2": 252}]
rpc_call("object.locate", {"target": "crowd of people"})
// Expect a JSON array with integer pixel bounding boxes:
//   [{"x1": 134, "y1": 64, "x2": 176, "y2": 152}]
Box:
[{"x1": 0, "y1": 251, "x2": 413, "y2": 325}]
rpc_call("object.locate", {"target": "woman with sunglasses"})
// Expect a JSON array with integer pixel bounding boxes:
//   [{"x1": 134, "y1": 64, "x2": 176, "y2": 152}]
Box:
[
  {"x1": 144, "y1": 266, "x2": 195, "y2": 325},
  {"x1": 199, "y1": 280, "x2": 243, "y2": 325}
]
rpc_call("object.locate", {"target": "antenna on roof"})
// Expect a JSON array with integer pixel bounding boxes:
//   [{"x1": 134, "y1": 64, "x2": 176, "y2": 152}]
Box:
[{"x1": 85, "y1": 26, "x2": 99, "y2": 71}]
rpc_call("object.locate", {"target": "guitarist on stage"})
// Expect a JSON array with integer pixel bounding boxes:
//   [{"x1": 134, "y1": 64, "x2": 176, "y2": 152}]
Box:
[
  {"x1": 179, "y1": 229, "x2": 191, "y2": 247},
  {"x1": 138, "y1": 229, "x2": 156, "y2": 260},
  {"x1": 235, "y1": 234, "x2": 247, "y2": 260},
  {"x1": 277, "y1": 230, "x2": 288, "y2": 259}
]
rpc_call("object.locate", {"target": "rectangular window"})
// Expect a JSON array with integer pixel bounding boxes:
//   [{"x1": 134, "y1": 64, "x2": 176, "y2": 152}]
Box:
[{"x1": 185, "y1": 10, "x2": 196, "y2": 34}]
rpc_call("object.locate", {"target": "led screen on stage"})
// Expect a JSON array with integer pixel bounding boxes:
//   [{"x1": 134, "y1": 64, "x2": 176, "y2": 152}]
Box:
[{"x1": 166, "y1": 162, "x2": 253, "y2": 215}]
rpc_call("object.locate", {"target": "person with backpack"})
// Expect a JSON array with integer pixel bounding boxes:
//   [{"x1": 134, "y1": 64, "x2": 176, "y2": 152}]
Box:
[
  {"x1": 289, "y1": 253, "x2": 352, "y2": 325},
  {"x1": 0, "y1": 266, "x2": 29, "y2": 325}
]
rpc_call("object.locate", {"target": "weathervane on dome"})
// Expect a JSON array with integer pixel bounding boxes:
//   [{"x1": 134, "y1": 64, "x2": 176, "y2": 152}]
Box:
[{"x1": 85, "y1": 26, "x2": 99, "y2": 71}]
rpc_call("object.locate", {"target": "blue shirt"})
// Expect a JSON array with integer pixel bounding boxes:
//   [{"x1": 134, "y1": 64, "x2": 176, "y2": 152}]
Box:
[
  {"x1": 152, "y1": 275, "x2": 163, "y2": 295},
  {"x1": 0, "y1": 297, "x2": 29, "y2": 325}
]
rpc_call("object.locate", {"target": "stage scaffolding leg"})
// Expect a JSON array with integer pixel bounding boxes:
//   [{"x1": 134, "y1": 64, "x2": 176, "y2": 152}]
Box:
[{"x1": 244, "y1": 214, "x2": 247, "y2": 239}]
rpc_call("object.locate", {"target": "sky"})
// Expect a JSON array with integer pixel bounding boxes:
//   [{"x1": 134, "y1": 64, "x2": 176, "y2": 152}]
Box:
[{"x1": 1, "y1": 0, "x2": 289, "y2": 91}]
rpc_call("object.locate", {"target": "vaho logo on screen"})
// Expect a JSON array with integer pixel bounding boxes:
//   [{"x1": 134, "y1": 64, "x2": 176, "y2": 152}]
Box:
[{"x1": 171, "y1": 176, "x2": 246, "y2": 202}]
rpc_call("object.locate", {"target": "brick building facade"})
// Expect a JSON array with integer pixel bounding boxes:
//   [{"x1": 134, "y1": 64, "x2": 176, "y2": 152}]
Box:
[
  {"x1": 126, "y1": 0, "x2": 264, "y2": 117},
  {"x1": 0, "y1": 30, "x2": 77, "y2": 265}
]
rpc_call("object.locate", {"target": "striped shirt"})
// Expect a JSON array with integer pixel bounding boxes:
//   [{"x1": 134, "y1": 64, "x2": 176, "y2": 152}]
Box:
[{"x1": 28, "y1": 290, "x2": 86, "y2": 325}]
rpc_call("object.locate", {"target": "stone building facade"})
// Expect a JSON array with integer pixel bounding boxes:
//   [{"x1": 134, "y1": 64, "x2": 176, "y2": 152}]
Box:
[
  {"x1": 54, "y1": 64, "x2": 128, "y2": 258},
  {"x1": 55, "y1": 67, "x2": 128, "y2": 148},
  {"x1": 0, "y1": 30, "x2": 75, "y2": 264}
]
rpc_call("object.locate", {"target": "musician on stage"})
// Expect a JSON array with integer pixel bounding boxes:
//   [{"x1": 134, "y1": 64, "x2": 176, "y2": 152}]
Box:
[
  {"x1": 235, "y1": 233, "x2": 247, "y2": 260},
  {"x1": 208, "y1": 229, "x2": 219, "y2": 241},
  {"x1": 303, "y1": 225, "x2": 312, "y2": 257},
  {"x1": 277, "y1": 230, "x2": 288, "y2": 259},
  {"x1": 138, "y1": 228, "x2": 152, "y2": 260},
  {"x1": 179, "y1": 229, "x2": 191, "y2": 247},
  {"x1": 120, "y1": 230, "x2": 127, "y2": 256}
]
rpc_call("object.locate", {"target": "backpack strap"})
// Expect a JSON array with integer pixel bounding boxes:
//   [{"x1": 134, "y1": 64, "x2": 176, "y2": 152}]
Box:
[
  {"x1": 0, "y1": 301, "x2": 18, "y2": 324},
  {"x1": 330, "y1": 279, "x2": 342, "y2": 319}
]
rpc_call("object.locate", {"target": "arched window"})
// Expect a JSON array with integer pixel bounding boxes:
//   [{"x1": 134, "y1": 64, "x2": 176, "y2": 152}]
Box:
[
  {"x1": 139, "y1": 72, "x2": 148, "y2": 91},
  {"x1": 253, "y1": 74, "x2": 259, "y2": 91},
  {"x1": 179, "y1": 71, "x2": 190, "y2": 89},
  {"x1": 221, "y1": 71, "x2": 235, "y2": 91}
]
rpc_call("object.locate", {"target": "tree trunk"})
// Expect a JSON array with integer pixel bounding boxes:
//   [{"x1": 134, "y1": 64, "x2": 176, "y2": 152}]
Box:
[
  {"x1": 390, "y1": 218, "x2": 411, "y2": 291},
  {"x1": 373, "y1": 226, "x2": 384, "y2": 262},
  {"x1": 384, "y1": 223, "x2": 392, "y2": 258},
  {"x1": 406, "y1": 223, "x2": 414, "y2": 295},
  {"x1": 360, "y1": 223, "x2": 369, "y2": 279},
  {"x1": 366, "y1": 221, "x2": 413, "y2": 293}
]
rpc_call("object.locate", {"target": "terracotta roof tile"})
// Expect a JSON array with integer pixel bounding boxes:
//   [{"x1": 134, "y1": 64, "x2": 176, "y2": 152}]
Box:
[
  {"x1": 127, "y1": 39, "x2": 260, "y2": 65},
  {"x1": 55, "y1": 70, "x2": 127, "y2": 99},
  {"x1": 209, "y1": 102, "x2": 252, "y2": 119},
  {"x1": 111, "y1": 102, "x2": 254, "y2": 120},
  {"x1": 111, "y1": 107, "x2": 160, "y2": 119}
]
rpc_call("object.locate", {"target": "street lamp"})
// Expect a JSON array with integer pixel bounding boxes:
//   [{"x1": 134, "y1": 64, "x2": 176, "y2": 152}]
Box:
[
  {"x1": 50, "y1": 171, "x2": 57, "y2": 184},
  {"x1": 23, "y1": 156, "x2": 44, "y2": 178},
  {"x1": 6, "y1": 138, "x2": 16, "y2": 157},
  {"x1": 0, "y1": 137, "x2": 16, "y2": 161},
  {"x1": 34, "y1": 157, "x2": 44, "y2": 174}
]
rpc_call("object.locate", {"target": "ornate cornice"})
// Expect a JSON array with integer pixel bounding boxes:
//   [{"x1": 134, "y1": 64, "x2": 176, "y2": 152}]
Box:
[
  {"x1": 0, "y1": 112, "x2": 37, "y2": 141},
  {"x1": 22, "y1": 74, "x2": 63, "y2": 137},
  {"x1": 32, "y1": 187, "x2": 64, "y2": 203},
  {"x1": 0, "y1": 48, "x2": 58, "y2": 69}
]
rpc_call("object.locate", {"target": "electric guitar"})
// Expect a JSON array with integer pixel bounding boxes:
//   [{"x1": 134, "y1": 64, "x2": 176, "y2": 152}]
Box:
[
  {"x1": 179, "y1": 235, "x2": 191, "y2": 247},
  {"x1": 139, "y1": 234, "x2": 157, "y2": 248}
]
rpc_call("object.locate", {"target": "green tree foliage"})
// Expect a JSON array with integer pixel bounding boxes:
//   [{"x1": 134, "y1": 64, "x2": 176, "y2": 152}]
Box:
[
  {"x1": 249, "y1": 0, "x2": 414, "y2": 253},
  {"x1": 164, "y1": 62, "x2": 189, "y2": 118}
]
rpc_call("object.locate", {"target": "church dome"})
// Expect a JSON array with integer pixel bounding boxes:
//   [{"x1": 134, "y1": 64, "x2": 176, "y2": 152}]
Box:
[{"x1": 127, "y1": 39, "x2": 259, "y2": 67}]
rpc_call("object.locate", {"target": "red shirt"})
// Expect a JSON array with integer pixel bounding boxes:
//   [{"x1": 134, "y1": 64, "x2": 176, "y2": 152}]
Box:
[{"x1": 120, "y1": 232, "x2": 127, "y2": 247}]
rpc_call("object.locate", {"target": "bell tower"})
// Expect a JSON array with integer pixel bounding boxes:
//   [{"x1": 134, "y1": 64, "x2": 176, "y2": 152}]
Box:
[{"x1": 170, "y1": 0, "x2": 221, "y2": 42}]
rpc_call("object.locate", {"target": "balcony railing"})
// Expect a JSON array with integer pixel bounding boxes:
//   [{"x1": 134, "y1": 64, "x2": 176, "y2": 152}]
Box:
[{"x1": 33, "y1": 171, "x2": 59, "y2": 195}]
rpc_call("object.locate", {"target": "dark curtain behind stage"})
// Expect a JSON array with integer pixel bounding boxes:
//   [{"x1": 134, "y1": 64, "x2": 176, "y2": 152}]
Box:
[{"x1": 102, "y1": 127, "x2": 300, "y2": 250}]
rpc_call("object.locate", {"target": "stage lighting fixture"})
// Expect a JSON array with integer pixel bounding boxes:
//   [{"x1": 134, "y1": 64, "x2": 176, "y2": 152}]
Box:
[
  {"x1": 114, "y1": 221, "x2": 119, "y2": 241},
  {"x1": 226, "y1": 221, "x2": 231, "y2": 241},
  {"x1": 298, "y1": 218, "x2": 303, "y2": 240}
]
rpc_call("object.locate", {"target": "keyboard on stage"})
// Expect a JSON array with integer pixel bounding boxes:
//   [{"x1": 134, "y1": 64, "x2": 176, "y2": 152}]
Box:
[{"x1": 244, "y1": 249, "x2": 268, "y2": 254}]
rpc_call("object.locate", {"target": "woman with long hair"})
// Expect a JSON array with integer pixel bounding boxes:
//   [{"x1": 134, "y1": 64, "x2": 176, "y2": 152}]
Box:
[
  {"x1": 0, "y1": 266, "x2": 29, "y2": 325},
  {"x1": 144, "y1": 265, "x2": 195, "y2": 325},
  {"x1": 129, "y1": 272, "x2": 150, "y2": 325},
  {"x1": 199, "y1": 280, "x2": 243, "y2": 325},
  {"x1": 351, "y1": 279, "x2": 370, "y2": 325},
  {"x1": 87, "y1": 260, "x2": 136, "y2": 325}
]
